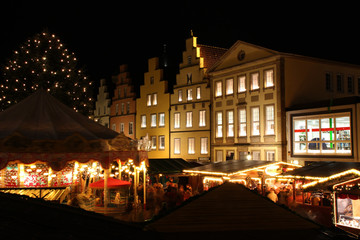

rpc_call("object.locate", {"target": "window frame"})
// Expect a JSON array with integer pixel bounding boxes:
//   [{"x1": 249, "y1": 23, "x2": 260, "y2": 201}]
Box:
[
  {"x1": 238, "y1": 108, "x2": 247, "y2": 137},
  {"x1": 265, "y1": 105, "x2": 275, "y2": 135},
  {"x1": 250, "y1": 72, "x2": 260, "y2": 91},
  {"x1": 225, "y1": 78, "x2": 234, "y2": 95},
  {"x1": 292, "y1": 112, "x2": 352, "y2": 156},
  {"x1": 141, "y1": 115, "x2": 146, "y2": 128},
  {"x1": 264, "y1": 69, "x2": 274, "y2": 88},
  {"x1": 238, "y1": 75, "x2": 246, "y2": 93},
  {"x1": 251, "y1": 106, "x2": 260, "y2": 136},
  {"x1": 227, "y1": 110, "x2": 234, "y2": 137}
]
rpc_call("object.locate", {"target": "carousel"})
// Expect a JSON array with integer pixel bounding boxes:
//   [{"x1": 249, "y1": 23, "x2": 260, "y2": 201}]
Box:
[{"x1": 0, "y1": 90, "x2": 148, "y2": 212}]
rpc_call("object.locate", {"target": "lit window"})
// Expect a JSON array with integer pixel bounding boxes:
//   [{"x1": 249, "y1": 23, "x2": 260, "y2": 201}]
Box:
[
  {"x1": 216, "y1": 112, "x2": 223, "y2": 138},
  {"x1": 159, "y1": 113, "x2": 165, "y2": 127},
  {"x1": 252, "y1": 151, "x2": 261, "y2": 160},
  {"x1": 159, "y1": 136, "x2": 165, "y2": 149},
  {"x1": 196, "y1": 87, "x2": 201, "y2": 99},
  {"x1": 215, "y1": 81, "x2": 222, "y2": 97},
  {"x1": 264, "y1": 69, "x2": 274, "y2": 88},
  {"x1": 266, "y1": 151, "x2": 275, "y2": 161},
  {"x1": 178, "y1": 90, "x2": 183, "y2": 102},
  {"x1": 153, "y1": 93, "x2": 157, "y2": 105},
  {"x1": 121, "y1": 103, "x2": 124, "y2": 115},
  {"x1": 251, "y1": 107, "x2": 260, "y2": 136},
  {"x1": 199, "y1": 110, "x2": 206, "y2": 127},
  {"x1": 200, "y1": 138, "x2": 208, "y2": 154},
  {"x1": 151, "y1": 136, "x2": 156, "y2": 149},
  {"x1": 216, "y1": 150, "x2": 223, "y2": 162},
  {"x1": 188, "y1": 138, "x2": 195, "y2": 154},
  {"x1": 227, "y1": 110, "x2": 234, "y2": 137},
  {"x1": 251, "y1": 72, "x2": 259, "y2": 90},
  {"x1": 174, "y1": 113, "x2": 180, "y2": 129},
  {"x1": 147, "y1": 94, "x2": 151, "y2": 106},
  {"x1": 187, "y1": 89, "x2": 193, "y2": 101},
  {"x1": 120, "y1": 123, "x2": 124, "y2": 133},
  {"x1": 186, "y1": 111, "x2": 193, "y2": 127},
  {"x1": 238, "y1": 109, "x2": 246, "y2": 137},
  {"x1": 238, "y1": 75, "x2": 246, "y2": 93},
  {"x1": 293, "y1": 113, "x2": 351, "y2": 155},
  {"x1": 226, "y1": 78, "x2": 234, "y2": 95},
  {"x1": 265, "y1": 105, "x2": 275, "y2": 135},
  {"x1": 151, "y1": 114, "x2": 157, "y2": 127},
  {"x1": 141, "y1": 115, "x2": 146, "y2": 128},
  {"x1": 174, "y1": 138, "x2": 181, "y2": 154},
  {"x1": 112, "y1": 124, "x2": 116, "y2": 131}
]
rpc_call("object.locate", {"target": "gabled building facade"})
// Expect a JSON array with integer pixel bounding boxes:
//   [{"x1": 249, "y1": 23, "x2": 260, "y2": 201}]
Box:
[
  {"x1": 209, "y1": 40, "x2": 360, "y2": 163},
  {"x1": 93, "y1": 78, "x2": 111, "y2": 128},
  {"x1": 109, "y1": 64, "x2": 136, "y2": 139},
  {"x1": 170, "y1": 36, "x2": 227, "y2": 163},
  {"x1": 136, "y1": 57, "x2": 170, "y2": 159}
]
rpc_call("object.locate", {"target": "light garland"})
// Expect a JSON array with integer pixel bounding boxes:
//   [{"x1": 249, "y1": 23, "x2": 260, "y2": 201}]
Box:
[{"x1": 0, "y1": 30, "x2": 93, "y2": 116}]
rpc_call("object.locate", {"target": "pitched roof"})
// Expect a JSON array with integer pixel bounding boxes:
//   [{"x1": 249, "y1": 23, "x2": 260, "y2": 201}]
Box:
[
  {"x1": 146, "y1": 183, "x2": 331, "y2": 239},
  {"x1": 148, "y1": 158, "x2": 201, "y2": 175},
  {"x1": 0, "y1": 191, "x2": 150, "y2": 239},
  {"x1": 198, "y1": 44, "x2": 227, "y2": 69},
  {"x1": 0, "y1": 89, "x2": 118, "y2": 141}
]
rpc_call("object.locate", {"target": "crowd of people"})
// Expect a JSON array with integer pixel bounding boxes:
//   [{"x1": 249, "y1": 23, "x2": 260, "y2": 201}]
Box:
[
  {"x1": 251, "y1": 184, "x2": 294, "y2": 205},
  {"x1": 133, "y1": 180, "x2": 196, "y2": 219}
]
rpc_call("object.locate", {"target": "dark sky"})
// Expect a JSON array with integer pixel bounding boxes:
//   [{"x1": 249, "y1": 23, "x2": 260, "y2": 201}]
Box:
[{"x1": 1, "y1": 1, "x2": 359, "y2": 94}]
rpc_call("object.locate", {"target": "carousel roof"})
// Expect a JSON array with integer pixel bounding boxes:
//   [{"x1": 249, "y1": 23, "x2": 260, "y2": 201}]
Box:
[
  {"x1": 0, "y1": 90, "x2": 143, "y2": 171},
  {"x1": 0, "y1": 89, "x2": 118, "y2": 141}
]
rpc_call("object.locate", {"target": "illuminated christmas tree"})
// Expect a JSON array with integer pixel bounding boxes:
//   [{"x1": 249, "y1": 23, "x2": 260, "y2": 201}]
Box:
[{"x1": 1, "y1": 31, "x2": 94, "y2": 115}]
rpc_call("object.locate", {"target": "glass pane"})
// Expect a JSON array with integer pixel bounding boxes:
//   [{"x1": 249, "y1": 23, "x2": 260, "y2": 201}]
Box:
[
  {"x1": 307, "y1": 119, "x2": 319, "y2": 141},
  {"x1": 322, "y1": 142, "x2": 335, "y2": 154},
  {"x1": 337, "y1": 142, "x2": 351, "y2": 153},
  {"x1": 294, "y1": 143, "x2": 306, "y2": 153},
  {"x1": 336, "y1": 116, "x2": 351, "y2": 141},
  {"x1": 252, "y1": 122, "x2": 260, "y2": 136},
  {"x1": 321, "y1": 118, "x2": 334, "y2": 141},
  {"x1": 294, "y1": 120, "x2": 306, "y2": 142}
]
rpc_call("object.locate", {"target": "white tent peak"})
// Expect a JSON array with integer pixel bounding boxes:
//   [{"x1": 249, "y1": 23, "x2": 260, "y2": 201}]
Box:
[{"x1": 0, "y1": 89, "x2": 118, "y2": 141}]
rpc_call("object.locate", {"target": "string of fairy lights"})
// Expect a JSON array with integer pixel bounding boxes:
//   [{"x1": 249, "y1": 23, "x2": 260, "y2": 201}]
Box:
[
  {"x1": 0, "y1": 160, "x2": 145, "y2": 188},
  {"x1": 1, "y1": 31, "x2": 94, "y2": 116}
]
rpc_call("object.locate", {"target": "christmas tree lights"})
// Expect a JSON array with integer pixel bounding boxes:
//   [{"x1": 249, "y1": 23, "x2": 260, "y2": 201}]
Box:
[{"x1": 1, "y1": 30, "x2": 93, "y2": 116}]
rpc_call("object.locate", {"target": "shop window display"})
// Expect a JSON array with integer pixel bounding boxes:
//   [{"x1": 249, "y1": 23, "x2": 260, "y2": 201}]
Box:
[{"x1": 293, "y1": 113, "x2": 351, "y2": 155}]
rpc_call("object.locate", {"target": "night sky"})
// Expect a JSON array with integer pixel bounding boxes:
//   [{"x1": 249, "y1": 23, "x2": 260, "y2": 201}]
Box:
[{"x1": 1, "y1": 1, "x2": 359, "y2": 96}]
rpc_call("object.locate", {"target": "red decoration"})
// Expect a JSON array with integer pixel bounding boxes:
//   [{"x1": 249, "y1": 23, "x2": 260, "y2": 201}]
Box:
[{"x1": 89, "y1": 178, "x2": 131, "y2": 189}]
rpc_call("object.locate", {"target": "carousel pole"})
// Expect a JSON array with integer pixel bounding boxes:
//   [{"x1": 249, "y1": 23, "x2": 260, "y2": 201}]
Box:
[
  {"x1": 104, "y1": 168, "x2": 109, "y2": 212},
  {"x1": 143, "y1": 162, "x2": 146, "y2": 209}
]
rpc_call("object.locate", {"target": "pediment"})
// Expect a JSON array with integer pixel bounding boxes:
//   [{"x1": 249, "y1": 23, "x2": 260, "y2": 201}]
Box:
[{"x1": 209, "y1": 41, "x2": 280, "y2": 72}]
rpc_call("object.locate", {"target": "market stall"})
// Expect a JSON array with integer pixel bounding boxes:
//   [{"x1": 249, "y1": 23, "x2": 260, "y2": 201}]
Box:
[
  {"x1": 183, "y1": 160, "x2": 301, "y2": 192},
  {"x1": 0, "y1": 90, "x2": 147, "y2": 207}
]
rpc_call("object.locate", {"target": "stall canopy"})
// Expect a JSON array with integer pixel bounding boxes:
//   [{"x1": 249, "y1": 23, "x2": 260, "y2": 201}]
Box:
[
  {"x1": 89, "y1": 178, "x2": 131, "y2": 189},
  {"x1": 183, "y1": 160, "x2": 300, "y2": 177},
  {"x1": 279, "y1": 161, "x2": 360, "y2": 191},
  {"x1": 0, "y1": 90, "x2": 145, "y2": 171},
  {"x1": 280, "y1": 161, "x2": 360, "y2": 179},
  {"x1": 148, "y1": 158, "x2": 201, "y2": 175},
  {"x1": 145, "y1": 182, "x2": 340, "y2": 239}
]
